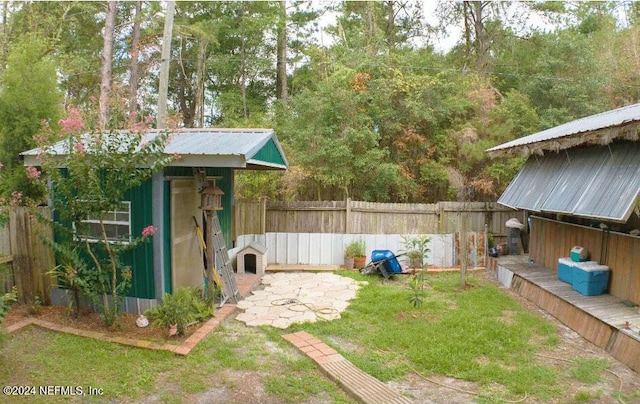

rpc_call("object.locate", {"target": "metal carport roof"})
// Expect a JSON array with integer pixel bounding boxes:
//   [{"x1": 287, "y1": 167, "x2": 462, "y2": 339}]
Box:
[
  {"x1": 487, "y1": 103, "x2": 640, "y2": 158},
  {"x1": 498, "y1": 141, "x2": 640, "y2": 223}
]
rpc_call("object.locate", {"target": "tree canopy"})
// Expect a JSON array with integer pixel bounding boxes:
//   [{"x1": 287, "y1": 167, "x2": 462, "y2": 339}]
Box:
[{"x1": 0, "y1": 0, "x2": 638, "y2": 203}]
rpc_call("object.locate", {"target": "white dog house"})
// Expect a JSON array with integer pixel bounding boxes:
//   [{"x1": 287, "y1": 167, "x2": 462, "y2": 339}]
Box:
[{"x1": 236, "y1": 242, "x2": 267, "y2": 276}]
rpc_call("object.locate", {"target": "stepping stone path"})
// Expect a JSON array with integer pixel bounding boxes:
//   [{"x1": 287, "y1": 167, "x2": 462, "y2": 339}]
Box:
[{"x1": 235, "y1": 272, "x2": 367, "y2": 329}]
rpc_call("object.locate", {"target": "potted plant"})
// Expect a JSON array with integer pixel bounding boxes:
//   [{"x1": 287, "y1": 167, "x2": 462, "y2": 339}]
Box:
[
  {"x1": 344, "y1": 239, "x2": 366, "y2": 269},
  {"x1": 400, "y1": 234, "x2": 431, "y2": 270}
]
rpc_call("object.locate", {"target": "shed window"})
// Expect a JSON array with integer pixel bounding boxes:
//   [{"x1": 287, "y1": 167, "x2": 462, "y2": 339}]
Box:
[{"x1": 76, "y1": 201, "x2": 131, "y2": 243}]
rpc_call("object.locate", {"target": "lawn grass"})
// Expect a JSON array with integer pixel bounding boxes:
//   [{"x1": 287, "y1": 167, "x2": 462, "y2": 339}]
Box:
[
  {"x1": 0, "y1": 328, "x2": 178, "y2": 403},
  {"x1": 282, "y1": 271, "x2": 601, "y2": 403},
  {"x1": 0, "y1": 315, "x2": 353, "y2": 403},
  {"x1": 0, "y1": 270, "x2": 635, "y2": 403}
]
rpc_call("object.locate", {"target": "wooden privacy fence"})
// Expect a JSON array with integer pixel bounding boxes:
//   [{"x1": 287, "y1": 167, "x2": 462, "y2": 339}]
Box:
[
  {"x1": 234, "y1": 199, "x2": 526, "y2": 239},
  {"x1": 0, "y1": 223, "x2": 12, "y2": 294},
  {"x1": 0, "y1": 207, "x2": 55, "y2": 304}
]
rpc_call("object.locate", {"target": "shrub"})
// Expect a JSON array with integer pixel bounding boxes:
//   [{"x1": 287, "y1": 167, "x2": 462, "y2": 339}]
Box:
[
  {"x1": 0, "y1": 286, "x2": 18, "y2": 325},
  {"x1": 145, "y1": 287, "x2": 214, "y2": 336}
]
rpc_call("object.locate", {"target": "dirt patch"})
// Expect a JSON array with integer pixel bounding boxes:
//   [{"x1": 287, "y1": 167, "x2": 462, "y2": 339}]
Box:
[
  {"x1": 3, "y1": 304, "x2": 198, "y2": 344},
  {"x1": 499, "y1": 309, "x2": 516, "y2": 324}
]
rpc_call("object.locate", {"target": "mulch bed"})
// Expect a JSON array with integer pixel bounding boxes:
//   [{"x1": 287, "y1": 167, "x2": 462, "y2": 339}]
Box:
[{"x1": 3, "y1": 304, "x2": 200, "y2": 344}]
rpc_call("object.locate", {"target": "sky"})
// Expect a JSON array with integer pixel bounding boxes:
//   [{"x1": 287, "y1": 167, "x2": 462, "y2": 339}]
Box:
[
  {"x1": 312, "y1": 0, "x2": 462, "y2": 53},
  {"x1": 311, "y1": 0, "x2": 564, "y2": 54}
]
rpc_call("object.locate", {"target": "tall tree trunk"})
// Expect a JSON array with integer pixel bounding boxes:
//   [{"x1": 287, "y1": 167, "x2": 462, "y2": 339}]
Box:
[
  {"x1": 177, "y1": 40, "x2": 195, "y2": 127},
  {"x1": 195, "y1": 40, "x2": 207, "y2": 127},
  {"x1": 241, "y1": 35, "x2": 248, "y2": 119},
  {"x1": 99, "y1": 1, "x2": 117, "y2": 130},
  {"x1": 157, "y1": 1, "x2": 175, "y2": 129},
  {"x1": 276, "y1": 0, "x2": 288, "y2": 104},
  {"x1": 366, "y1": 1, "x2": 377, "y2": 55},
  {"x1": 0, "y1": 2, "x2": 7, "y2": 75},
  {"x1": 463, "y1": 2, "x2": 471, "y2": 67},
  {"x1": 128, "y1": 1, "x2": 142, "y2": 126},
  {"x1": 385, "y1": 1, "x2": 395, "y2": 49},
  {"x1": 473, "y1": 1, "x2": 488, "y2": 78}
]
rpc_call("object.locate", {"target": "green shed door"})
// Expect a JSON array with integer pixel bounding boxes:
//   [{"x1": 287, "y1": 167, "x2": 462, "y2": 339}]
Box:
[{"x1": 170, "y1": 179, "x2": 205, "y2": 290}]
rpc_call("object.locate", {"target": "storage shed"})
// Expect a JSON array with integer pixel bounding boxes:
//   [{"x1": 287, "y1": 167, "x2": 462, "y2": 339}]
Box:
[
  {"x1": 21, "y1": 128, "x2": 288, "y2": 313},
  {"x1": 487, "y1": 103, "x2": 640, "y2": 304}
]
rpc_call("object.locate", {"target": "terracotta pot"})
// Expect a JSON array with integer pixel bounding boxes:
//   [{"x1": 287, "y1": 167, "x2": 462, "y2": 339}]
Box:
[
  {"x1": 353, "y1": 256, "x2": 367, "y2": 269},
  {"x1": 344, "y1": 257, "x2": 355, "y2": 269}
]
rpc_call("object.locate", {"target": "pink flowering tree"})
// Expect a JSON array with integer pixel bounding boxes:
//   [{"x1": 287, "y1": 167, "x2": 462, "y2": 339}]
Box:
[{"x1": 31, "y1": 108, "x2": 176, "y2": 324}]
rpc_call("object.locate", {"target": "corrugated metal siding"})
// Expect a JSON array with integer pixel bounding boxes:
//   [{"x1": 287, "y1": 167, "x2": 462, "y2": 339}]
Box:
[
  {"x1": 499, "y1": 152, "x2": 569, "y2": 211},
  {"x1": 576, "y1": 145, "x2": 640, "y2": 219},
  {"x1": 124, "y1": 179, "x2": 156, "y2": 299},
  {"x1": 206, "y1": 167, "x2": 234, "y2": 248},
  {"x1": 498, "y1": 141, "x2": 640, "y2": 222},
  {"x1": 234, "y1": 233, "x2": 456, "y2": 267},
  {"x1": 542, "y1": 147, "x2": 607, "y2": 215},
  {"x1": 488, "y1": 103, "x2": 640, "y2": 153},
  {"x1": 51, "y1": 172, "x2": 156, "y2": 299}
]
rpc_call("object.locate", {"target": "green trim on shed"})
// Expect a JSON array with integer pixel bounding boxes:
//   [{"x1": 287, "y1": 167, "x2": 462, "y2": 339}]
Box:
[
  {"x1": 250, "y1": 138, "x2": 286, "y2": 166},
  {"x1": 163, "y1": 180, "x2": 172, "y2": 294}
]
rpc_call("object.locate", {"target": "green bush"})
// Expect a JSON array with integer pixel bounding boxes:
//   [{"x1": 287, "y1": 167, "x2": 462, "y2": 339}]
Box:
[{"x1": 145, "y1": 287, "x2": 214, "y2": 336}]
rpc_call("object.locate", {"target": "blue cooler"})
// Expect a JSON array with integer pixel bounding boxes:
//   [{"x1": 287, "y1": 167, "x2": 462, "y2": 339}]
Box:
[
  {"x1": 572, "y1": 261, "x2": 610, "y2": 296},
  {"x1": 557, "y1": 257, "x2": 574, "y2": 284}
]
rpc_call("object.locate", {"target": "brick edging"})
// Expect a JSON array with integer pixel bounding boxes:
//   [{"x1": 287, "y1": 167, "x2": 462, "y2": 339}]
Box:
[{"x1": 3, "y1": 304, "x2": 237, "y2": 356}]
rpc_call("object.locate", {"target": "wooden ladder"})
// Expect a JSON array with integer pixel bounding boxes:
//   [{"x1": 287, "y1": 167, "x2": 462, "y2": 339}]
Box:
[{"x1": 210, "y1": 213, "x2": 239, "y2": 305}]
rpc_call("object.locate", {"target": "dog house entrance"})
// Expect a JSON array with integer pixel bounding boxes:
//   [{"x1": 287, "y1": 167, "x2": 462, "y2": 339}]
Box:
[{"x1": 244, "y1": 253, "x2": 257, "y2": 274}]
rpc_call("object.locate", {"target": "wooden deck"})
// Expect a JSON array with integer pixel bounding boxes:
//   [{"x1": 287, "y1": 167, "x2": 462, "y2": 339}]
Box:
[{"x1": 491, "y1": 255, "x2": 640, "y2": 373}]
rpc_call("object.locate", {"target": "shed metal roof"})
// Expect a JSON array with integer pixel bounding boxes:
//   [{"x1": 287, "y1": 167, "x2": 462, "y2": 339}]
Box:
[
  {"x1": 487, "y1": 103, "x2": 640, "y2": 157},
  {"x1": 21, "y1": 128, "x2": 288, "y2": 170},
  {"x1": 498, "y1": 141, "x2": 640, "y2": 223}
]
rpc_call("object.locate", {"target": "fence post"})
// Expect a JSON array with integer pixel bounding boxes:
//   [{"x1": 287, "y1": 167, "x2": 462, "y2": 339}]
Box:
[
  {"x1": 438, "y1": 202, "x2": 445, "y2": 234},
  {"x1": 345, "y1": 197, "x2": 351, "y2": 234},
  {"x1": 260, "y1": 197, "x2": 267, "y2": 234}
]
